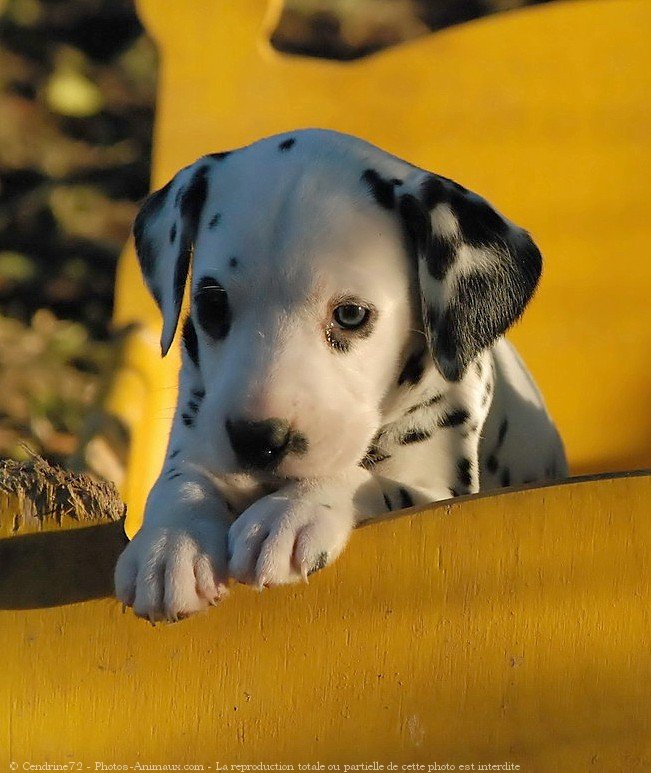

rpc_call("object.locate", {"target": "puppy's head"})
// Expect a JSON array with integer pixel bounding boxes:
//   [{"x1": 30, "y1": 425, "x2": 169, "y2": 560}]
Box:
[{"x1": 134, "y1": 130, "x2": 541, "y2": 478}]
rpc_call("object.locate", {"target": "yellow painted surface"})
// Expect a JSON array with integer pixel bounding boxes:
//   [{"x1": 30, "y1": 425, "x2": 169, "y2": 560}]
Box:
[
  {"x1": 110, "y1": 0, "x2": 651, "y2": 533},
  {"x1": 1, "y1": 474, "x2": 649, "y2": 766},
  {"x1": 4, "y1": 2, "x2": 647, "y2": 764}
]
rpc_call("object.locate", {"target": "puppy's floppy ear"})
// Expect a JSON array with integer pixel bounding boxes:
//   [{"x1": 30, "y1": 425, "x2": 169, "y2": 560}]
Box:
[
  {"x1": 399, "y1": 174, "x2": 542, "y2": 381},
  {"x1": 133, "y1": 161, "x2": 210, "y2": 356}
]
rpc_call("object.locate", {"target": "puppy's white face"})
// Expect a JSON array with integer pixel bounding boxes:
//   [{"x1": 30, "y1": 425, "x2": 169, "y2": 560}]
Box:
[
  {"x1": 189, "y1": 140, "x2": 418, "y2": 478},
  {"x1": 136, "y1": 129, "x2": 543, "y2": 482}
]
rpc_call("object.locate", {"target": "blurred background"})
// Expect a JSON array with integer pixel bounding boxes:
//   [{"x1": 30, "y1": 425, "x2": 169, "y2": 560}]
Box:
[{"x1": 0, "y1": 0, "x2": 559, "y2": 472}]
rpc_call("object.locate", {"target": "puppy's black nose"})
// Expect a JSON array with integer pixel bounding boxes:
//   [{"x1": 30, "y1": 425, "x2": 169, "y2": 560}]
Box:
[{"x1": 226, "y1": 417, "x2": 293, "y2": 470}]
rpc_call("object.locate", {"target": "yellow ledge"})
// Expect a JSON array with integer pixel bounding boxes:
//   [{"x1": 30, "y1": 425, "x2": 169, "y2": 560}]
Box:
[{"x1": 1, "y1": 473, "x2": 649, "y2": 766}]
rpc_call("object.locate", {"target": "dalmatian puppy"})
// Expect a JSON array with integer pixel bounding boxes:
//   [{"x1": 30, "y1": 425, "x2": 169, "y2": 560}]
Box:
[{"x1": 115, "y1": 129, "x2": 567, "y2": 621}]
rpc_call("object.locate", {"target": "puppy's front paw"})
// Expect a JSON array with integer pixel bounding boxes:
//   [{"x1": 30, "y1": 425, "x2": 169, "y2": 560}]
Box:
[
  {"x1": 114, "y1": 518, "x2": 228, "y2": 622},
  {"x1": 228, "y1": 494, "x2": 353, "y2": 587}
]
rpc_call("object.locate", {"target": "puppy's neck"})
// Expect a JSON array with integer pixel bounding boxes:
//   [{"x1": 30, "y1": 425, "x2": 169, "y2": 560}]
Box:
[{"x1": 380, "y1": 347, "x2": 492, "y2": 426}]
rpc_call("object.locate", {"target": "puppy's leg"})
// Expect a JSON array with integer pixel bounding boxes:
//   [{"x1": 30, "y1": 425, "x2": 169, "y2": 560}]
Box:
[
  {"x1": 114, "y1": 321, "x2": 231, "y2": 622},
  {"x1": 115, "y1": 472, "x2": 231, "y2": 621},
  {"x1": 227, "y1": 462, "x2": 468, "y2": 588},
  {"x1": 228, "y1": 468, "x2": 382, "y2": 587}
]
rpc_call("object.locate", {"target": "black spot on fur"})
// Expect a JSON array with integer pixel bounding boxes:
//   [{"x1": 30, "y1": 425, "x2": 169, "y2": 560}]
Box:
[
  {"x1": 422, "y1": 173, "x2": 470, "y2": 204},
  {"x1": 435, "y1": 240, "x2": 542, "y2": 381},
  {"x1": 209, "y1": 212, "x2": 221, "y2": 228},
  {"x1": 360, "y1": 444, "x2": 392, "y2": 469},
  {"x1": 398, "y1": 349, "x2": 425, "y2": 386},
  {"x1": 383, "y1": 492, "x2": 393, "y2": 511},
  {"x1": 158, "y1": 164, "x2": 210, "y2": 339},
  {"x1": 420, "y1": 175, "x2": 448, "y2": 209},
  {"x1": 454, "y1": 194, "x2": 511, "y2": 248},
  {"x1": 169, "y1": 448, "x2": 180, "y2": 459},
  {"x1": 166, "y1": 471, "x2": 183, "y2": 481},
  {"x1": 195, "y1": 275, "x2": 231, "y2": 340},
  {"x1": 486, "y1": 454, "x2": 498, "y2": 474},
  {"x1": 402, "y1": 186, "x2": 462, "y2": 282},
  {"x1": 361, "y1": 169, "x2": 396, "y2": 210},
  {"x1": 399, "y1": 428, "x2": 432, "y2": 445},
  {"x1": 449, "y1": 488, "x2": 460, "y2": 498},
  {"x1": 207, "y1": 150, "x2": 231, "y2": 161},
  {"x1": 181, "y1": 413, "x2": 194, "y2": 428},
  {"x1": 406, "y1": 392, "x2": 442, "y2": 415},
  {"x1": 438, "y1": 409, "x2": 469, "y2": 428},
  {"x1": 427, "y1": 235, "x2": 457, "y2": 281},
  {"x1": 279, "y1": 138, "x2": 296, "y2": 151},
  {"x1": 229, "y1": 257, "x2": 238, "y2": 268},
  {"x1": 457, "y1": 457, "x2": 472, "y2": 488},
  {"x1": 497, "y1": 418, "x2": 509, "y2": 447},
  {"x1": 191, "y1": 388, "x2": 205, "y2": 399},
  {"x1": 182, "y1": 316, "x2": 199, "y2": 368},
  {"x1": 187, "y1": 400, "x2": 200, "y2": 414},
  {"x1": 475, "y1": 360, "x2": 483, "y2": 377},
  {"x1": 133, "y1": 179, "x2": 174, "y2": 278},
  {"x1": 399, "y1": 193, "x2": 432, "y2": 267},
  {"x1": 415, "y1": 174, "x2": 543, "y2": 381},
  {"x1": 425, "y1": 305, "x2": 440, "y2": 329},
  {"x1": 401, "y1": 186, "x2": 460, "y2": 296},
  {"x1": 180, "y1": 165, "x2": 209, "y2": 224},
  {"x1": 169, "y1": 223, "x2": 177, "y2": 243},
  {"x1": 308, "y1": 551, "x2": 328, "y2": 576},
  {"x1": 398, "y1": 487, "x2": 414, "y2": 509},
  {"x1": 391, "y1": 178, "x2": 403, "y2": 186},
  {"x1": 501, "y1": 468, "x2": 511, "y2": 487}
]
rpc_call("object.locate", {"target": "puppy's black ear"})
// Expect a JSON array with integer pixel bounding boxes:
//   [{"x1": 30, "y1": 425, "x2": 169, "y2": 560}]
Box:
[
  {"x1": 133, "y1": 162, "x2": 210, "y2": 356},
  {"x1": 399, "y1": 175, "x2": 542, "y2": 381}
]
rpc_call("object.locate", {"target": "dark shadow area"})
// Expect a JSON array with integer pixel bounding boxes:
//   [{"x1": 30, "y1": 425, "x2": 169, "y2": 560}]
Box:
[
  {"x1": 271, "y1": 0, "x2": 564, "y2": 61},
  {"x1": 0, "y1": 519, "x2": 127, "y2": 609}
]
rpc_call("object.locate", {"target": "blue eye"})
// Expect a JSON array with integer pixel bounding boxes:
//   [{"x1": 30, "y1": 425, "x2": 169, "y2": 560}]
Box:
[{"x1": 333, "y1": 304, "x2": 370, "y2": 330}]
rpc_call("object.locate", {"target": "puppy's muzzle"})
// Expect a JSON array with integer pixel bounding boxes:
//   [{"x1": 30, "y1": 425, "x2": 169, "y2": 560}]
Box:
[{"x1": 225, "y1": 417, "x2": 308, "y2": 471}]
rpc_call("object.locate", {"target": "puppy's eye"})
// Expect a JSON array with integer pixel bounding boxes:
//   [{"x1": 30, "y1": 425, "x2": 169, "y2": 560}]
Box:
[
  {"x1": 194, "y1": 276, "x2": 231, "y2": 340},
  {"x1": 333, "y1": 304, "x2": 370, "y2": 330}
]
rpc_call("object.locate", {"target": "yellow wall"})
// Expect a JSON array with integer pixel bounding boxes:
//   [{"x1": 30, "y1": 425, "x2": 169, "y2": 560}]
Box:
[{"x1": 111, "y1": 0, "x2": 651, "y2": 530}]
